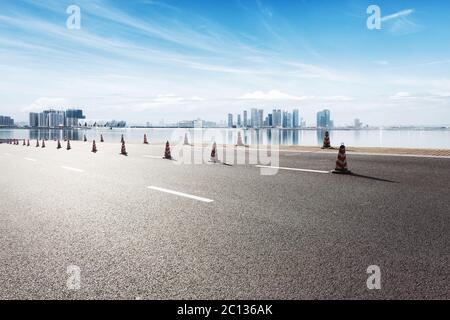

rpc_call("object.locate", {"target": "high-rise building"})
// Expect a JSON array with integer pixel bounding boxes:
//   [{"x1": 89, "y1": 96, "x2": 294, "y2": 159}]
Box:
[
  {"x1": 243, "y1": 111, "x2": 248, "y2": 127},
  {"x1": 251, "y1": 108, "x2": 258, "y2": 128},
  {"x1": 237, "y1": 114, "x2": 242, "y2": 127},
  {"x1": 293, "y1": 109, "x2": 299, "y2": 128},
  {"x1": 258, "y1": 109, "x2": 264, "y2": 128},
  {"x1": 268, "y1": 114, "x2": 273, "y2": 127},
  {"x1": 29, "y1": 113, "x2": 39, "y2": 127},
  {"x1": 316, "y1": 109, "x2": 331, "y2": 128},
  {"x1": 227, "y1": 113, "x2": 233, "y2": 128},
  {"x1": 0, "y1": 115, "x2": 14, "y2": 127},
  {"x1": 272, "y1": 109, "x2": 282, "y2": 127}
]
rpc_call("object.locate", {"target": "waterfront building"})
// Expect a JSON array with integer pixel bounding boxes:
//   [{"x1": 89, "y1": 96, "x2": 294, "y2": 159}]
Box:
[
  {"x1": 0, "y1": 115, "x2": 14, "y2": 127},
  {"x1": 227, "y1": 113, "x2": 233, "y2": 128},
  {"x1": 317, "y1": 109, "x2": 332, "y2": 128},
  {"x1": 293, "y1": 109, "x2": 299, "y2": 128}
]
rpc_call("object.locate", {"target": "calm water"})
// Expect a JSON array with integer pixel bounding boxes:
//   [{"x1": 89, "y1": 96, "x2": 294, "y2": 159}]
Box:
[{"x1": 1, "y1": 128, "x2": 450, "y2": 149}]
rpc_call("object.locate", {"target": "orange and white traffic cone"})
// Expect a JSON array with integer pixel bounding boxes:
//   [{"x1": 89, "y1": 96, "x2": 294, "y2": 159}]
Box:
[
  {"x1": 332, "y1": 144, "x2": 351, "y2": 174},
  {"x1": 92, "y1": 140, "x2": 97, "y2": 153},
  {"x1": 163, "y1": 141, "x2": 172, "y2": 160},
  {"x1": 143, "y1": 134, "x2": 149, "y2": 144},
  {"x1": 322, "y1": 131, "x2": 331, "y2": 149},
  {"x1": 57, "y1": 140, "x2": 62, "y2": 149},
  {"x1": 121, "y1": 134, "x2": 124, "y2": 144},
  {"x1": 120, "y1": 141, "x2": 128, "y2": 156},
  {"x1": 67, "y1": 140, "x2": 71, "y2": 150},
  {"x1": 210, "y1": 142, "x2": 219, "y2": 163},
  {"x1": 100, "y1": 134, "x2": 104, "y2": 143},
  {"x1": 41, "y1": 139, "x2": 45, "y2": 148},
  {"x1": 36, "y1": 140, "x2": 39, "y2": 147}
]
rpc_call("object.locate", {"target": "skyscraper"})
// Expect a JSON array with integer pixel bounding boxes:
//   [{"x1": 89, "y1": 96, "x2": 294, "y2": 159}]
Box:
[
  {"x1": 227, "y1": 113, "x2": 233, "y2": 128},
  {"x1": 316, "y1": 109, "x2": 331, "y2": 128},
  {"x1": 237, "y1": 114, "x2": 242, "y2": 127},
  {"x1": 243, "y1": 111, "x2": 248, "y2": 127},
  {"x1": 293, "y1": 109, "x2": 299, "y2": 128},
  {"x1": 272, "y1": 109, "x2": 282, "y2": 127},
  {"x1": 258, "y1": 109, "x2": 264, "y2": 128},
  {"x1": 251, "y1": 108, "x2": 258, "y2": 128}
]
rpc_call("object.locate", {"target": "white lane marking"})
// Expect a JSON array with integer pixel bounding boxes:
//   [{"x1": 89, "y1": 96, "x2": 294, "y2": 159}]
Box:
[
  {"x1": 143, "y1": 155, "x2": 162, "y2": 159},
  {"x1": 61, "y1": 166, "x2": 84, "y2": 173},
  {"x1": 148, "y1": 186, "x2": 214, "y2": 203},
  {"x1": 255, "y1": 165, "x2": 330, "y2": 174},
  {"x1": 24, "y1": 158, "x2": 37, "y2": 162}
]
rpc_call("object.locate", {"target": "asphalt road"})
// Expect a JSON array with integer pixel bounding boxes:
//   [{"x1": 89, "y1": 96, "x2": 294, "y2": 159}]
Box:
[{"x1": 0, "y1": 141, "x2": 449, "y2": 299}]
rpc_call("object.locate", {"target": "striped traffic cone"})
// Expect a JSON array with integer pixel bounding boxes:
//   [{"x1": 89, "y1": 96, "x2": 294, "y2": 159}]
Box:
[
  {"x1": 121, "y1": 134, "x2": 124, "y2": 144},
  {"x1": 23, "y1": 139, "x2": 26, "y2": 146},
  {"x1": 27, "y1": 139, "x2": 30, "y2": 147},
  {"x1": 322, "y1": 131, "x2": 332, "y2": 149},
  {"x1": 163, "y1": 141, "x2": 172, "y2": 160},
  {"x1": 67, "y1": 140, "x2": 71, "y2": 150},
  {"x1": 41, "y1": 139, "x2": 46, "y2": 148},
  {"x1": 92, "y1": 140, "x2": 97, "y2": 153},
  {"x1": 332, "y1": 144, "x2": 351, "y2": 174},
  {"x1": 210, "y1": 142, "x2": 219, "y2": 163},
  {"x1": 84, "y1": 135, "x2": 87, "y2": 142},
  {"x1": 120, "y1": 141, "x2": 128, "y2": 156},
  {"x1": 57, "y1": 140, "x2": 62, "y2": 149},
  {"x1": 144, "y1": 134, "x2": 149, "y2": 144},
  {"x1": 36, "y1": 140, "x2": 39, "y2": 147},
  {"x1": 100, "y1": 134, "x2": 104, "y2": 143}
]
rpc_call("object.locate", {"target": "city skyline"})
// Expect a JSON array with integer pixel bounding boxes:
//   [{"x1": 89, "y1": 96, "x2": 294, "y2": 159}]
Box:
[{"x1": 1, "y1": 0, "x2": 450, "y2": 126}]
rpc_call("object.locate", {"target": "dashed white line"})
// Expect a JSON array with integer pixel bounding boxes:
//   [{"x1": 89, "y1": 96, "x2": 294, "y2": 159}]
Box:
[
  {"x1": 24, "y1": 158, "x2": 37, "y2": 162},
  {"x1": 148, "y1": 186, "x2": 214, "y2": 203},
  {"x1": 255, "y1": 165, "x2": 330, "y2": 174},
  {"x1": 61, "y1": 166, "x2": 84, "y2": 173}
]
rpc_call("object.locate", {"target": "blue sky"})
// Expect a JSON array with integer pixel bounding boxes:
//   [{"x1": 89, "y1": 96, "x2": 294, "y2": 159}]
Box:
[{"x1": 0, "y1": 0, "x2": 449, "y2": 125}]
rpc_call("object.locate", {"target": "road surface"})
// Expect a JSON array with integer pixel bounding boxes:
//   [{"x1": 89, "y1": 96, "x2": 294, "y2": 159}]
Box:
[{"x1": 0, "y1": 141, "x2": 448, "y2": 299}]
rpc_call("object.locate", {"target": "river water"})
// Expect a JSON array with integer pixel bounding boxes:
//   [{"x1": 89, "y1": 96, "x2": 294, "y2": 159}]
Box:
[{"x1": 1, "y1": 128, "x2": 450, "y2": 149}]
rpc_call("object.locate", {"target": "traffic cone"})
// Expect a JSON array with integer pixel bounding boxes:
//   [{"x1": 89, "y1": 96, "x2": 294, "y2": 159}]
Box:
[
  {"x1": 121, "y1": 134, "x2": 124, "y2": 144},
  {"x1": 163, "y1": 141, "x2": 172, "y2": 160},
  {"x1": 41, "y1": 139, "x2": 45, "y2": 148},
  {"x1": 210, "y1": 142, "x2": 219, "y2": 163},
  {"x1": 322, "y1": 131, "x2": 332, "y2": 149},
  {"x1": 236, "y1": 132, "x2": 246, "y2": 147},
  {"x1": 27, "y1": 139, "x2": 30, "y2": 147},
  {"x1": 332, "y1": 144, "x2": 351, "y2": 174},
  {"x1": 57, "y1": 140, "x2": 62, "y2": 149},
  {"x1": 120, "y1": 141, "x2": 128, "y2": 156},
  {"x1": 143, "y1": 134, "x2": 149, "y2": 144},
  {"x1": 23, "y1": 139, "x2": 26, "y2": 146},
  {"x1": 67, "y1": 140, "x2": 71, "y2": 150},
  {"x1": 92, "y1": 140, "x2": 97, "y2": 153},
  {"x1": 36, "y1": 140, "x2": 39, "y2": 147},
  {"x1": 183, "y1": 133, "x2": 190, "y2": 146},
  {"x1": 84, "y1": 135, "x2": 87, "y2": 142},
  {"x1": 100, "y1": 134, "x2": 104, "y2": 143}
]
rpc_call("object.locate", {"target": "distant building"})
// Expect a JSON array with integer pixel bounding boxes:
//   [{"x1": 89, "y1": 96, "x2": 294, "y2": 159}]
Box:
[
  {"x1": 250, "y1": 108, "x2": 258, "y2": 128},
  {"x1": 243, "y1": 111, "x2": 248, "y2": 127},
  {"x1": 258, "y1": 109, "x2": 264, "y2": 128},
  {"x1": 317, "y1": 109, "x2": 332, "y2": 128},
  {"x1": 293, "y1": 109, "x2": 299, "y2": 128},
  {"x1": 237, "y1": 114, "x2": 242, "y2": 127},
  {"x1": 227, "y1": 113, "x2": 233, "y2": 128},
  {"x1": 0, "y1": 115, "x2": 14, "y2": 127},
  {"x1": 272, "y1": 109, "x2": 282, "y2": 127},
  {"x1": 354, "y1": 118, "x2": 362, "y2": 129},
  {"x1": 29, "y1": 109, "x2": 85, "y2": 128},
  {"x1": 268, "y1": 114, "x2": 273, "y2": 127}
]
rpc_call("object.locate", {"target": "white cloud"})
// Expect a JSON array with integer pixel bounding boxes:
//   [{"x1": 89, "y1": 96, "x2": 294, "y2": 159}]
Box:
[
  {"x1": 23, "y1": 97, "x2": 68, "y2": 112},
  {"x1": 238, "y1": 90, "x2": 309, "y2": 101}
]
